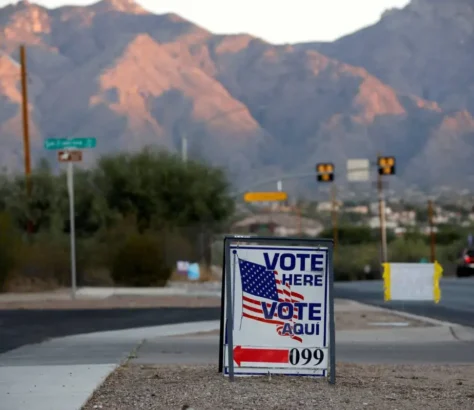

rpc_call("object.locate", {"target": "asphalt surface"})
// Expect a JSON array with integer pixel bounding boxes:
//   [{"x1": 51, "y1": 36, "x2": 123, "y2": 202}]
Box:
[
  {"x1": 0, "y1": 307, "x2": 220, "y2": 355},
  {"x1": 1, "y1": 277, "x2": 473, "y2": 357},
  {"x1": 334, "y1": 277, "x2": 474, "y2": 328}
]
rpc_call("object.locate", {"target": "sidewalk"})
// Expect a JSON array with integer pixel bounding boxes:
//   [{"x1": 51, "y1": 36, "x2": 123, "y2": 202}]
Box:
[{"x1": 0, "y1": 282, "x2": 223, "y2": 303}]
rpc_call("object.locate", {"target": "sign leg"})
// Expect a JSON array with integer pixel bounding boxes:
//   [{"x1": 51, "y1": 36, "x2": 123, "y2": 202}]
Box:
[
  {"x1": 67, "y1": 161, "x2": 77, "y2": 300},
  {"x1": 225, "y1": 243, "x2": 235, "y2": 381},
  {"x1": 328, "y1": 244, "x2": 336, "y2": 384},
  {"x1": 218, "y1": 237, "x2": 227, "y2": 373}
]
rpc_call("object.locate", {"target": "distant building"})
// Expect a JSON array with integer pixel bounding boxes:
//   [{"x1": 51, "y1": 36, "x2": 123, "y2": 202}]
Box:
[
  {"x1": 368, "y1": 217, "x2": 398, "y2": 230},
  {"x1": 369, "y1": 202, "x2": 392, "y2": 216},
  {"x1": 317, "y1": 201, "x2": 341, "y2": 212},
  {"x1": 344, "y1": 205, "x2": 369, "y2": 215},
  {"x1": 232, "y1": 213, "x2": 324, "y2": 237}
]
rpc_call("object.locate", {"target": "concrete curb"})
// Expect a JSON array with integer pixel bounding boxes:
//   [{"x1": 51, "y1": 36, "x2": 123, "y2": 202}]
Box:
[
  {"x1": 336, "y1": 326, "x2": 466, "y2": 344},
  {"x1": 59, "y1": 320, "x2": 221, "y2": 342},
  {"x1": 341, "y1": 298, "x2": 474, "y2": 342},
  {"x1": 76, "y1": 287, "x2": 221, "y2": 298},
  {"x1": 339, "y1": 298, "x2": 455, "y2": 327}
]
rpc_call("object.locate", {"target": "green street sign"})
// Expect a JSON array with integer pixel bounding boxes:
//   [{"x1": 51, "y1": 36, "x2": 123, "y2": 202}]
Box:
[{"x1": 44, "y1": 137, "x2": 96, "y2": 150}]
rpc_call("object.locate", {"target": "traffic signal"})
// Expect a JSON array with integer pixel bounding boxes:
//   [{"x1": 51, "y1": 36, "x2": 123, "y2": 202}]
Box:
[
  {"x1": 316, "y1": 163, "x2": 334, "y2": 182},
  {"x1": 377, "y1": 156, "x2": 396, "y2": 175}
]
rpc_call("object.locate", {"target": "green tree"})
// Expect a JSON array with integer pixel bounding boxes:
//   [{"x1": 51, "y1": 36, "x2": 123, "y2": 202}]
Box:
[
  {"x1": 320, "y1": 226, "x2": 377, "y2": 245},
  {"x1": 93, "y1": 148, "x2": 234, "y2": 230},
  {"x1": 435, "y1": 225, "x2": 464, "y2": 245},
  {"x1": 63, "y1": 168, "x2": 111, "y2": 237},
  {"x1": 4, "y1": 163, "x2": 66, "y2": 234}
]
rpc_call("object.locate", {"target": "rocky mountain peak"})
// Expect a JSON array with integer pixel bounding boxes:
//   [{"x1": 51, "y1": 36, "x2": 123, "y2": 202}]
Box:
[
  {"x1": 0, "y1": 0, "x2": 50, "y2": 36},
  {"x1": 89, "y1": 0, "x2": 149, "y2": 14},
  {"x1": 0, "y1": 0, "x2": 472, "y2": 191}
]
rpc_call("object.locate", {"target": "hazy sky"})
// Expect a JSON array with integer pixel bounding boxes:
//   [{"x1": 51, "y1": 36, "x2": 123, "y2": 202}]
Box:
[{"x1": 2, "y1": 0, "x2": 411, "y2": 43}]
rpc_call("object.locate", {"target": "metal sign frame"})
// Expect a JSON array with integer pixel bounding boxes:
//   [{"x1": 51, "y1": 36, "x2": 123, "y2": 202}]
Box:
[
  {"x1": 218, "y1": 235, "x2": 336, "y2": 384},
  {"x1": 58, "y1": 150, "x2": 82, "y2": 162}
]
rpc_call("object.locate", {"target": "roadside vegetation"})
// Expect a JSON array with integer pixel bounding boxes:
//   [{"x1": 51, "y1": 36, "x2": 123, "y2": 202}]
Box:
[
  {"x1": 318, "y1": 226, "x2": 468, "y2": 280},
  {"x1": 0, "y1": 148, "x2": 468, "y2": 292},
  {"x1": 0, "y1": 148, "x2": 234, "y2": 291}
]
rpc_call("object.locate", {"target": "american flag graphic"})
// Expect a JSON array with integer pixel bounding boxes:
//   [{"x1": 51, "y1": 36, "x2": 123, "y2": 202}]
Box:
[{"x1": 238, "y1": 256, "x2": 305, "y2": 343}]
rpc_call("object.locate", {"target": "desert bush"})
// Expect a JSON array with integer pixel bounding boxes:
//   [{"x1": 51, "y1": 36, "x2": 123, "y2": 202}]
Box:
[
  {"x1": 388, "y1": 237, "x2": 430, "y2": 263},
  {"x1": 435, "y1": 226, "x2": 464, "y2": 245},
  {"x1": 0, "y1": 213, "x2": 18, "y2": 291},
  {"x1": 333, "y1": 244, "x2": 379, "y2": 281},
  {"x1": 158, "y1": 226, "x2": 200, "y2": 266},
  {"x1": 13, "y1": 235, "x2": 72, "y2": 287},
  {"x1": 110, "y1": 233, "x2": 172, "y2": 287}
]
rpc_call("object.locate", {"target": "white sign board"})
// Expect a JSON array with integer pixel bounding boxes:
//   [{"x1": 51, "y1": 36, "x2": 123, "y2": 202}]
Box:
[
  {"x1": 347, "y1": 159, "x2": 370, "y2": 182},
  {"x1": 383, "y1": 262, "x2": 443, "y2": 303},
  {"x1": 176, "y1": 260, "x2": 190, "y2": 275},
  {"x1": 222, "y1": 244, "x2": 332, "y2": 377}
]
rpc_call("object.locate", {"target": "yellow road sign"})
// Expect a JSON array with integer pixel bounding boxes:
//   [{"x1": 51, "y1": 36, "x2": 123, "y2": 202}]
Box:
[{"x1": 244, "y1": 191, "x2": 288, "y2": 202}]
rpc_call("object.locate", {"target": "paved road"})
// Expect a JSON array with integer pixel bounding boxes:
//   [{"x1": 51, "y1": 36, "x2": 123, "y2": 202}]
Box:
[
  {"x1": 334, "y1": 277, "x2": 474, "y2": 327},
  {"x1": 1, "y1": 277, "x2": 472, "y2": 356},
  {"x1": 0, "y1": 307, "x2": 220, "y2": 355}
]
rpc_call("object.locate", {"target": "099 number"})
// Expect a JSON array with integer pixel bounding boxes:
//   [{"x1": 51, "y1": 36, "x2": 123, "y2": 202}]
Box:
[{"x1": 289, "y1": 348, "x2": 324, "y2": 366}]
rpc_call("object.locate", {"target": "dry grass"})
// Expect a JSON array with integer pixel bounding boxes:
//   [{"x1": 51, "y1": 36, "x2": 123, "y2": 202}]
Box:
[{"x1": 3, "y1": 275, "x2": 60, "y2": 293}]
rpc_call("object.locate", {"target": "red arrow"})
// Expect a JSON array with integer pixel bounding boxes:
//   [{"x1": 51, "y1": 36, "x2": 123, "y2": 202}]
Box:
[{"x1": 233, "y1": 346, "x2": 289, "y2": 367}]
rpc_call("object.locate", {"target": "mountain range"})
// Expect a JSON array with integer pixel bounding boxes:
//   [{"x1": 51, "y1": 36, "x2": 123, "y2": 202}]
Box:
[{"x1": 0, "y1": 0, "x2": 474, "y2": 195}]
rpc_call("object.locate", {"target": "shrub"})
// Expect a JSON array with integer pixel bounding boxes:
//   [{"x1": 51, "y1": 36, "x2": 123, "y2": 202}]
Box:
[
  {"x1": 13, "y1": 237, "x2": 72, "y2": 287},
  {"x1": 389, "y1": 238, "x2": 430, "y2": 263},
  {"x1": 435, "y1": 227, "x2": 463, "y2": 246},
  {"x1": 110, "y1": 233, "x2": 172, "y2": 287},
  {"x1": 0, "y1": 213, "x2": 18, "y2": 291},
  {"x1": 333, "y1": 244, "x2": 380, "y2": 281}
]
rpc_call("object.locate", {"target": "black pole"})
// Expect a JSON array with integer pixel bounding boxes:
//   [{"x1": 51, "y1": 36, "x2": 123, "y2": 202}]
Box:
[{"x1": 218, "y1": 235, "x2": 227, "y2": 373}]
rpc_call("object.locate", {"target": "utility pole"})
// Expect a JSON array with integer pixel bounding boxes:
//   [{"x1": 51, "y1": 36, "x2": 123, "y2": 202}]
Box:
[
  {"x1": 375, "y1": 154, "x2": 396, "y2": 267},
  {"x1": 20, "y1": 45, "x2": 31, "y2": 196},
  {"x1": 377, "y1": 167, "x2": 388, "y2": 264},
  {"x1": 315, "y1": 163, "x2": 337, "y2": 257},
  {"x1": 181, "y1": 132, "x2": 188, "y2": 163},
  {"x1": 428, "y1": 199, "x2": 436, "y2": 262},
  {"x1": 20, "y1": 44, "x2": 34, "y2": 236},
  {"x1": 331, "y1": 184, "x2": 338, "y2": 255},
  {"x1": 297, "y1": 203, "x2": 302, "y2": 236}
]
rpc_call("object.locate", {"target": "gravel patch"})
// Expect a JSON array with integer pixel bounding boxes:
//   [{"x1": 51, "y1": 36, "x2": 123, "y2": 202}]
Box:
[
  {"x1": 83, "y1": 363, "x2": 474, "y2": 410},
  {"x1": 0, "y1": 295, "x2": 221, "y2": 310}
]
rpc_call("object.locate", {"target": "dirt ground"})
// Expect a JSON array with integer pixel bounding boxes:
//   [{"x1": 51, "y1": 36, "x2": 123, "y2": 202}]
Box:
[
  {"x1": 82, "y1": 363, "x2": 474, "y2": 410},
  {"x1": 176, "y1": 309, "x2": 432, "y2": 338},
  {"x1": 0, "y1": 295, "x2": 222, "y2": 309}
]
